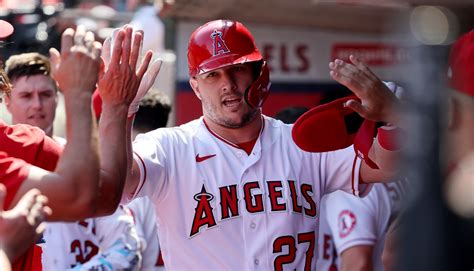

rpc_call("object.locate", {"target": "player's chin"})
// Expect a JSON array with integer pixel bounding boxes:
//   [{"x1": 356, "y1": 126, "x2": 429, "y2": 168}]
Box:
[{"x1": 231, "y1": 110, "x2": 259, "y2": 128}]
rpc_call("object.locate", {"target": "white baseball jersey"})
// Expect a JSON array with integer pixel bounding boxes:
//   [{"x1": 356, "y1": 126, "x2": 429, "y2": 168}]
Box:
[
  {"x1": 42, "y1": 205, "x2": 142, "y2": 270},
  {"x1": 127, "y1": 197, "x2": 163, "y2": 270},
  {"x1": 316, "y1": 180, "x2": 408, "y2": 271},
  {"x1": 131, "y1": 115, "x2": 370, "y2": 270}
]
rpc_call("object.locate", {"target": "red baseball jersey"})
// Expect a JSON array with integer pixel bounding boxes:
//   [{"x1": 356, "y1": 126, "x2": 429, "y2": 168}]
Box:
[{"x1": 0, "y1": 120, "x2": 62, "y2": 271}]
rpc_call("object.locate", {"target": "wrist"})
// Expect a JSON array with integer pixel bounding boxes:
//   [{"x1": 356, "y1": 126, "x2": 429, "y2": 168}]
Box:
[
  {"x1": 377, "y1": 124, "x2": 403, "y2": 151},
  {"x1": 101, "y1": 103, "x2": 129, "y2": 117}
]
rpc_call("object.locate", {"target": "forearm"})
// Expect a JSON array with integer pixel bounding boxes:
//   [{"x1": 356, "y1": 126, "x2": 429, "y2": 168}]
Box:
[
  {"x1": 340, "y1": 245, "x2": 374, "y2": 271},
  {"x1": 361, "y1": 124, "x2": 402, "y2": 183},
  {"x1": 95, "y1": 104, "x2": 129, "y2": 215},
  {"x1": 51, "y1": 92, "x2": 100, "y2": 218}
]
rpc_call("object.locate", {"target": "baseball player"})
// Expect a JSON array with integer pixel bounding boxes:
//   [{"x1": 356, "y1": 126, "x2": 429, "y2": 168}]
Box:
[
  {"x1": 3, "y1": 52, "x2": 66, "y2": 145},
  {"x1": 97, "y1": 19, "x2": 405, "y2": 270},
  {"x1": 317, "y1": 180, "x2": 408, "y2": 271},
  {"x1": 41, "y1": 205, "x2": 142, "y2": 270}
]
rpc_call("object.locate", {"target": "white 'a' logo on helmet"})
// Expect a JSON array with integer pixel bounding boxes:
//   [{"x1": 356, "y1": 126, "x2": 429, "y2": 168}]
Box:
[{"x1": 211, "y1": 30, "x2": 230, "y2": 56}]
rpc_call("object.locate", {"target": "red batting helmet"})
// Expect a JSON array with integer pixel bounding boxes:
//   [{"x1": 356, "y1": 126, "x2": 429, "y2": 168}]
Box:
[
  {"x1": 448, "y1": 30, "x2": 474, "y2": 96},
  {"x1": 187, "y1": 19, "x2": 270, "y2": 108}
]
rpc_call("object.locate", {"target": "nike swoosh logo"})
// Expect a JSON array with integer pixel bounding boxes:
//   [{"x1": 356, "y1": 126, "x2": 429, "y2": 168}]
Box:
[{"x1": 196, "y1": 154, "x2": 216, "y2": 163}]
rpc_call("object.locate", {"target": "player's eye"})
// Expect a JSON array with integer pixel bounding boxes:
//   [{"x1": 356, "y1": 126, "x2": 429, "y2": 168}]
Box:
[
  {"x1": 232, "y1": 66, "x2": 246, "y2": 73},
  {"x1": 206, "y1": 72, "x2": 217, "y2": 78}
]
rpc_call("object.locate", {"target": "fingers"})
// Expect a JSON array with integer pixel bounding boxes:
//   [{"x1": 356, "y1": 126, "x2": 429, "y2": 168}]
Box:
[
  {"x1": 344, "y1": 99, "x2": 367, "y2": 118},
  {"x1": 49, "y1": 48, "x2": 60, "y2": 77},
  {"x1": 101, "y1": 36, "x2": 112, "y2": 65},
  {"x1": 84, "y1": 31, "x2": 95, "y2": 48},
  {"x1": 35, "y1": 222, "x2": 47, "y2": 236},
  {"x1": 91, "y1": 41, "x2": 102, "y2": 61},
  {"x1": 61, "y1": 28, "x2": 75, "y2": 58},
  {"x1": 349, "y1": 55, "x2": 379, "y2": 81},
  {"x1": 137, "y1": 51, "x2": 154, "y2": 80},
  {"x1": 109, "y1": 30, "x2": 125, "y2": 69},
  {"x1": 129, "y1": 31, "x2": 143, "y2": 69},
  {"x1": 74, "y1": 25, "x2": 86, "y2": 46},
  {"x1": 329, "y1": 57, "x2": 377, "y2": 97},
  {"x1": 26, "y1": 193, "x2": 49, "y2": 226},
  {"x1": 329, "y1": 64, "x2": 364, "y2": 92},
  {"x1": 121, "y1": 26, "x2": 133, "y2": 68}
]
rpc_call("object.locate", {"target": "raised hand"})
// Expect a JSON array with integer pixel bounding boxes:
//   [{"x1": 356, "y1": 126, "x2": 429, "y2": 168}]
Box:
[
  {"x1": 98, "y1": 25, "x2": 153, "y2": 111},
  {"x1": 0, "y1": 184, "x2": 52, "y2": 261},
  {"x1": 329, "y1": 55, "x2": 400, "y2": 124},
  {"x1": 50, "y1": 25, "x2": 102, "y2": 96}
]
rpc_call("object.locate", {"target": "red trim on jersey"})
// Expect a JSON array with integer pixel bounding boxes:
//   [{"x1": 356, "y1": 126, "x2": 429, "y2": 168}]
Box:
[
  {"x1": 351, "y1": 155, "x2": 357, "y2": 196},
  {"x1": 157, "y1": 251, "x2": 164, "y2": 266},
  {"x1": 236, "y1": 138, "x2": 258, "y2": 155},
  {"x1": 133, "y1": 151, "x2": 147, "y2": 197},
  {"x1": 203, "y1": 119, "x2": 240, "y2": 149},
  {"x1": 202, "y1": 117, "x2": 265, "y2": 154}
]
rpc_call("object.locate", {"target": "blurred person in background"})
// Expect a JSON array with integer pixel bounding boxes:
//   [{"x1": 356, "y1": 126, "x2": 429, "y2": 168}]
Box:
[
  {"x1": 132, "y1": 89, "x2": 171, "y2": 138},
  {"x1": 128, "y1": 0, "x2": 172, "y2": 56},
  {"x1": 3, "y1": 52, "x2": 66, "y2": 145},
  {"x1": 385, "y1": 29, "x2": 474, "y2": 271},
  {"x1": 317, "y1": 180, "x2": 408, "y2": 271}
]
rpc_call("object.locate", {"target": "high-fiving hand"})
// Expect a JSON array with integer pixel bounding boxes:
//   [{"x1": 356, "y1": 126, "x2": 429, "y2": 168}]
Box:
[
  {"x1": 0, "y1": 184, "x2": 51, "y2": 261},
  {"x1": 100, "y1": 26, "x2": 162, "y2": 117},
  {"x1": 49, "y1": 25, "x2": 102, "y2": 96},
  {"x1": 329, "y1": 55, "x2": 401, "y2": 125},
  {"x1": 97, "y1": 25, "x2": 158, "y2": 115}
]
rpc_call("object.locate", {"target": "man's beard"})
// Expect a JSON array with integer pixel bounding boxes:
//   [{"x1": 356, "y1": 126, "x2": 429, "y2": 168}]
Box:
[{"x1": 204, "y1": 100, "x2": 260, "y2": 129}]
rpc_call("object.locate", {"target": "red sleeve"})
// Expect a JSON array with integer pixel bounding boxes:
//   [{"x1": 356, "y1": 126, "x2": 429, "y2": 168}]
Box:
[
  {"x1": 0, "y1": 151, "x2": 30, "y2": 209},
  {"x1": 1, "y1": 123, "x2": 62, "y2": 171},
  {"x1": 12, "y1": 245, "x2": 36, "y2": 271}
]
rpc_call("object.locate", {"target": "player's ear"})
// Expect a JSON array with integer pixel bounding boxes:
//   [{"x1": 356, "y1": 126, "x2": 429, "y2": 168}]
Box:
[
  {"x1": 3, "y1": 94, "x2": 12, "y2": 112},
  {"x1": 189, "y1": 77, "x2": 202, "y2": 100}
]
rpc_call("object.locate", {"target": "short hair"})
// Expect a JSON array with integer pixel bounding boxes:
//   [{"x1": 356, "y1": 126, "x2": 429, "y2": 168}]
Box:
[
  {"x1": 0, "y1": 68, "x2": 12, "y2": 97},
  {"x1": 5, "y1": 52, "x2": 52, "y2": 83},
  {"x1": 134, "y1": 90, "x2": 172, "y2": 132}
]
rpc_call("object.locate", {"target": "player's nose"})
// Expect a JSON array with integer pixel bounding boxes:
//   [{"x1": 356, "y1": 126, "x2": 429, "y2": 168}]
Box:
[{"x1": 220, "y1": 70, "x2": 237, "y2": 92}]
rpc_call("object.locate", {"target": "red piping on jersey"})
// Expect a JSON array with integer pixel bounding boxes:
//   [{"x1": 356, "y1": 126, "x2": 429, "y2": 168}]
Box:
[
  {"x1": 202, "y1": 117, "x2": 265, "y2": 151},
  {"x1": 351, "y1": 155, "x2": 357, "y2": 196},
  {"x1": 133, "y1": 151, "x2": 147, "y2": 197}
]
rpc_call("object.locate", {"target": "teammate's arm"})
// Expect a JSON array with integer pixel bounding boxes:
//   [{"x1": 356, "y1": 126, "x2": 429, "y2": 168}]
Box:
[
  {"x1": 329, "y1": 55, "x2": 403, "y2": 183},
  {"x1": 11, "y1": 27, "x2": 102, "y2": 220},
  {"x1": 96, "y1": 26, "x2": 153, "y2": 211},
  {"x1": 340, "y1": 245, "x2": 374, "y2": 271}
]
